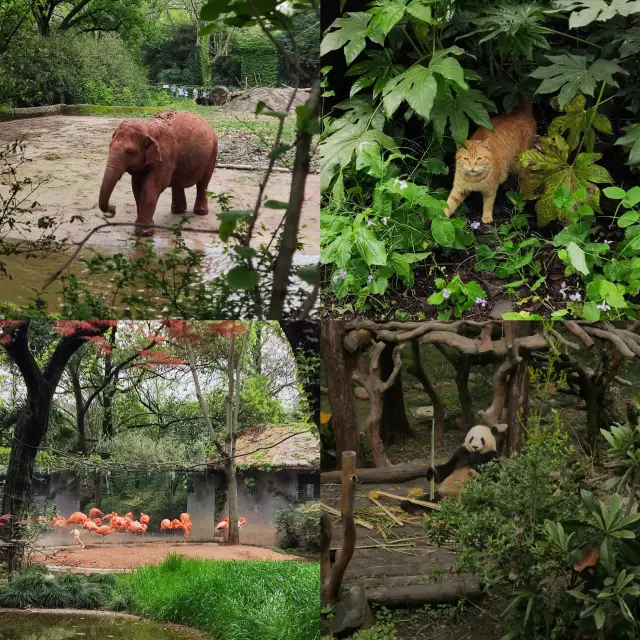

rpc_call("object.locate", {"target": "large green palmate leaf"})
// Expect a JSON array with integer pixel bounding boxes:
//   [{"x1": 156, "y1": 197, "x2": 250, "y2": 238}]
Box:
[
  {"x1": 465, "y1": 4, "x2": 549, "y2": 60},
  {"x1": 519, "y1": 135, "x2": 613, "y2": 226},
  {"x1": 430, "y1": 88, "x2": 496, "y2": 144},
  {"x1": 615, "y1": 26, "x2": 640, "y2": 58},
  {"x1": 366, "y1": 0, "x2": 407, "y2": 45},
  {"x1": 321, "y1": 12, "x2": 371, "y2": 65},
  {"x1": 382, "y1": 46, "x2": 468, "y2": 120},
  {"x1": 346, "y1": 50, "x2": 405, "y2": 99},
  {"x1": 548, "y1": 93, "x2": 613, "y2": 152},
  {"x1": 321, "y1": 97, "x2": 396, "y2": 191},
  {"x1": 553, "y1": 0, "x2": 640, "y2": 29},
  {"x1": 530, "y1": 53, "x2": 626, "y2": 106},
  {"x1": 616, "y1": 123, "x2": 640, "y2": 165}
]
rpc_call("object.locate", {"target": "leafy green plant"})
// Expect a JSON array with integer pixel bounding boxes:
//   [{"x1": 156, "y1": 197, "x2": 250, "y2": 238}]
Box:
[{"x1": 427, "y1": 275, "x2": 486, "y2": 319}]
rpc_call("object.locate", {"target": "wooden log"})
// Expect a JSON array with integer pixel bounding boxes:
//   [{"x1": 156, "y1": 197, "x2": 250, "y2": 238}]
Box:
[
  {"x1": 322, "y1": 462, "x2": 429, "y2": 484},
  {"x1": 365, "y1": 581, "x2": 483, "y2": 607}
]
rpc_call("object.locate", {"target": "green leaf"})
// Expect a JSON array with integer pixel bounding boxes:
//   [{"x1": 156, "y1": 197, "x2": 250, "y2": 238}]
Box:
[
  {"x1": 616, "y1": 123, "x2": 640, "y2": 166},
  {"x1": 320, "y1": 121, "x2": 396, "y2": 191},
  {"x1": 217, "y1": 209, "x2": 252, "y2": 242},
  {"x1": 548, "y1": 93, "x2": 612, "y2": 152},
  {"x1": 382, "y1": 49, "x2": 467, "y2": 120},
  {"x1": 553, "y1": 0, "x2": 640, "y2": 29},
  {"x1": 406, "y1": 1, "x2": 434, "y2": 24},
  {"x1": 226, "y1": 265, "x2": 259, "y2": 290},
  {"x1": 604, "y1": 186, "x2": 626, "y2": 199},
  {"x1": 624, "y1": 185, "x2": 640, "y2": 207},
  {"x1": 355, "y1": 226, "x2": 387, "y2": 266},
  {"x1": 263, "y1": 200, "x2": 289, "y2": 209},
  {"x1": 583, "y1": 301, "x2": 601, "y2": 320},
  {"x1": 530, "y1": 54, "x2": 625, "y2": 106},
  {"x1": 567, "y1": 241, "x2": 590, "y2": 274},
  {"x1": 618, "y1": 211, "x2": 640, "y2": 228},
  {"x1": 322, "y1": 234, "x2": 353, "y2": 267},
  {"x1": 600, "y1": 536, "x2": 614, "y2": 576},
  {"x1": 346, "y1": 50, "x2": 404, "y2": 100},
  {"x1": 367, "y1": 1, "x2": 406, "y2": 45},
  {"x1": 594, "y1": 606, "x2": 605, "y2": 630},
  {"x1": 296, "y1": 265, "x2": 319, "y2": 285},
  {"x1": 321, "y1": 12, "x2": 372, "y2": 64},
  {"x1": 431, "y1": 89, "x2": 496, "y2": 145},
  {"x1": 519, "y1": 135, "x2": 612, "y2": 226},
  {"x1": 431, "y1": 218, "x2": 456, "y2": 247}
]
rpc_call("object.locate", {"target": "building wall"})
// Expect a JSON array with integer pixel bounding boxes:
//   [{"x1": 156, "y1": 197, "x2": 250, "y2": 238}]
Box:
[
  {"x1": 217, "y1": 469, "x2": 303, "y2": 546},
  {"x1": 186, "y1": 472, "x2": 217, "y2": 542}
]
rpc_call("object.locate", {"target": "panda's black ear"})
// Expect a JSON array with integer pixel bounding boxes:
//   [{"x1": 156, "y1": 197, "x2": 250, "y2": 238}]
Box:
[{"x1": 490, "y1": 426, "x2": 500, "y2": 435}]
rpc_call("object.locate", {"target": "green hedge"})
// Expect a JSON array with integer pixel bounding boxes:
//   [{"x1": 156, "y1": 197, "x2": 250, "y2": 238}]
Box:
[
  {"x1": 0, "y1": 33, "x2": 150, "y2": 107},
  {"x1": 230, "y1": 27, "x2": 278, "y2": 88}
]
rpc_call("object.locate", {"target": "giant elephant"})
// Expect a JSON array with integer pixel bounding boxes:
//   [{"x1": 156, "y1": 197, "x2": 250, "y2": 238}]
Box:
[{"x1": 99, "y1": 111, "x2": 218, "y2": 237}]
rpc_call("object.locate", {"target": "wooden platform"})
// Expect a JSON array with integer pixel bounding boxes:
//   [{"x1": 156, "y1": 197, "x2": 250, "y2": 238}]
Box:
[{"x1": 322, "y1": 476, "x2": 481, "y2": 606}]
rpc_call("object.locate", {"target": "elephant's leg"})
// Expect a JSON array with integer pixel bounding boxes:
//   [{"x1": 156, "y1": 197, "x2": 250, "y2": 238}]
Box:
[
  {"x1": 194, "y1": 152, "x2": 216, "y2": 215},
  {"x1": 132, "y1": 176, "x2": 143, "y2": 213},
  {"x1": 135, "y1": 182, "x2": 161, "y2": 237},
  {"x1": 171, "y1": 185, "x2": 187, "y2": 214}
]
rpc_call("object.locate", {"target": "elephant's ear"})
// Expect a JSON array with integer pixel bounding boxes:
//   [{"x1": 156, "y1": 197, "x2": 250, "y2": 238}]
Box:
[{"x1": 144, "y1": 136, "x2": 162, "y2": 165}]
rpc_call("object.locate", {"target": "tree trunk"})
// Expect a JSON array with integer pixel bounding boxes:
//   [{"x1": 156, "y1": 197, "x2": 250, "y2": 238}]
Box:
[
  {"x1": 455, "y1": 355, "x2": 474, "y2": 429},
  {"x1": 380, "y1": 344, "x2": 413, "y2": 446},
  {"x1": 280, "y1": 320, "x2": 321, "y2": 430},
  {"x1": 101, "y1": 327, "x2": 117, "y2": 438},
  {"x1": 226, "y1": 333, "x2": 240, "y2": 545},
  {"x1": 506, "y1": 322, "x2": 531, "y2": 455},
  {"x1": 70, "y1": 365, "x2": 87, "y2": 454},
  {"x1": 407, "y1": 340, "x2": 445, "y2": 444},
  {"x1": 0, "y1": 322, "x2": 102, "y2": 571},
  {"x1": 364, "y1": 388, "x2": 391, "y2": 467},
  {"x1": 321, "y1": 320, "x2": 362, "y2": 468}
]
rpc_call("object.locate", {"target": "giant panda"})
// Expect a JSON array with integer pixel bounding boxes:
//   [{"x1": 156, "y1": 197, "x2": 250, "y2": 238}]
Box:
[{"x1": 401, "y1": 423, "x2": 507, "y2": 512}]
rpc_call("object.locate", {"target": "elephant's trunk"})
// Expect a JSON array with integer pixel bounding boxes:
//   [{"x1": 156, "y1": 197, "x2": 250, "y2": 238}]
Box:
[{"x1": 99, "y1": 159, "x2": 125, "y2": 216}]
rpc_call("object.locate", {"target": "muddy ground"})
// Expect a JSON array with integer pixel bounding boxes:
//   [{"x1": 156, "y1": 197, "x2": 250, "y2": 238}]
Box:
[
  {"x1": 0, "y1": 114, "x2": 319, "y2": 254},
  {"x1": 34, "y1": 541, "x2": 301, "y2": 570}
]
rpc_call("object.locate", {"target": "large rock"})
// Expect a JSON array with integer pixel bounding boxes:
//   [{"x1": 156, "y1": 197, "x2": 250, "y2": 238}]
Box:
[{"x1": 329, "y1": 585, "x2": 374, "y2": 638}]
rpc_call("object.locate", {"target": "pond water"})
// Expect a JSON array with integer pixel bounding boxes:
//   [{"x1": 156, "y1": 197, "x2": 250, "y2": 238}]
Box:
[{"x1": 0, "y1": 611, "x2": 212, "y2": 639}]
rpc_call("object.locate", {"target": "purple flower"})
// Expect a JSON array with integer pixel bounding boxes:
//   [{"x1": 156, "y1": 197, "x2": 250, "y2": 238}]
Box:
[
  {"x1": 597, "y1": 301, "x2": 611, "y2": 312},
  {"x1": 366, "y1": 218, "x2": 373, "y2": 227},
  {"x1": 569, "y1": 292, "x2": 582, "y2": 302},
  {"x1": 470, "y1": 221, "x2": 481, "y2": 230},
  {"x1": 475, "y1": 297, "x2": 487, "y2": 307},
  {"x1": 442, "y1": 288, "x2": 451, "y2": 299},
  {"x1": 367, "y1": 274, "x2": 373, "y2": 282},
  {"x1": 339, "y1": 269, "x2": 346, "y2": 278}
]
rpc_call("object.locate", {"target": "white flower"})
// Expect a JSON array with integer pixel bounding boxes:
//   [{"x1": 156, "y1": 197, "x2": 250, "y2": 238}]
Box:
[
  {"x1": 604, "y1": 239, "x2": 613, "y2": 245},
  {"x1": 381, "y1": 217, "x2": 388, "y2": 224},
  {"x1": 475, "y1": 297, "x2": 487, "y2": 307},
  {"x1": 442, "y1": 288, "x2": 451, "y2": 299},
  {"x1": 333, "y1": 275, "x2": 339, "y2": 283},
  {"x1": 597, "y1": 301, "x2": 611, "y2": 312},
  {"x1": 399, "y1": 180, "x2": 408, "y2": 190},
  {"x1": 366, "y1": 218, "x2": 373, "y2": 227},
  {"x1": 569, "y1": 293, "x2": 582, "y2": 302},
  {"x1": 470, "y1": 221, "x2": 481, "y2": 230}
]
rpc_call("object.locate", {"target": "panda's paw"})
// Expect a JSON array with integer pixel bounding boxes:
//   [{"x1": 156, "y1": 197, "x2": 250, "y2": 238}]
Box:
[{"x1": 426, "y1": 467, "x2": 436, "y2": 481}]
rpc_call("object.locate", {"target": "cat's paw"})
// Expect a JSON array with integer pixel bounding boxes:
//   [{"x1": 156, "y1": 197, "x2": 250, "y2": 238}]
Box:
[
  {"x1": 481, "y1": 215, "x2": 493, "y2": 224},
  {"x1": 444, "y1": 208, "x2": 452, "y2": 218}
]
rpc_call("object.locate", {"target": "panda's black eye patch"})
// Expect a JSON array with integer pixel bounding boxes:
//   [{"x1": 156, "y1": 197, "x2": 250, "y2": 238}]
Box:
[{"x1": 481, "y1": 438, "x2": 485, "y2": 445}]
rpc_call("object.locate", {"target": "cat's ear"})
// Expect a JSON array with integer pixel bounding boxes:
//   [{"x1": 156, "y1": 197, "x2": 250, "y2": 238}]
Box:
[
  {"x1": 478, "y1": 138, "x2": 491, "y2": 149},
  {"x1": 456, "y1": 143, "x2": 464, "y2": 151}
]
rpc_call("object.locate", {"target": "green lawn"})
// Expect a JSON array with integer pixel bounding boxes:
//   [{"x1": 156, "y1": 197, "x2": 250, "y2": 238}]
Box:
[{"x1": 115, "y1": 555, "x2": 320, "y2": 640}]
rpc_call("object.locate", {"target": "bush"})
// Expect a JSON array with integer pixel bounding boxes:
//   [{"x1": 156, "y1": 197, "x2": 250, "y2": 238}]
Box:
[
  {"x1": 0, "y1": 566, "x2": 115, "y2": 609},
  {"x1": 230, "y1": 26, "x2": 278, "y2": 88},
  {"x1": 275, "y1": 503, "x2": 320, "y2": 552},
  {"x1": 0, "y1": 33, "x2": 150, "y2": 107}
]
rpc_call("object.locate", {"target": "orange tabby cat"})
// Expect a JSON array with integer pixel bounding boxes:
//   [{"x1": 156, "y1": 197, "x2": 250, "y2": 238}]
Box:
[{"x1": 444, "y1": 101, "x2": 536, "y2": 224}]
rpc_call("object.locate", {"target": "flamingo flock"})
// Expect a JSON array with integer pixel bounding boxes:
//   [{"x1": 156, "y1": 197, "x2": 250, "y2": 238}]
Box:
[
  {"x1": 45, "y1": 508, "x2": 151, "y2": 546},
  {"x1": 159, "y1": 512, "x2": 193, "y2": 540}
]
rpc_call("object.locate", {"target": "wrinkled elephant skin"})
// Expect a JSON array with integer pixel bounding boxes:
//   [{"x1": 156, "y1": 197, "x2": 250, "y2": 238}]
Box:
[{"x1": 99, "y1": 111, "x2": 218, "y2": 237}]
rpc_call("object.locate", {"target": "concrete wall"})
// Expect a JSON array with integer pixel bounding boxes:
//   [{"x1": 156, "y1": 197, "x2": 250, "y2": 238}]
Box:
[
  {"x1": 186, "y1": 473, "x2": 217, "y2": 542},
  {"x1": 32, "y1": 472, "x2": 81, "y2": 546},
  {"x1": 217, "y1": 469, "x2": 307, "y2": 546}
]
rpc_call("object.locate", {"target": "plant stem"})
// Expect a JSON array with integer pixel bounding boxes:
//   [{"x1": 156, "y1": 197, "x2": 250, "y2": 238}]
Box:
[
  {"x1": 541, "y1": 26, "x2": 603, "y2": 49},
  {"x1": 573, "y1": 81, "x2": 606, "y2": 159}
]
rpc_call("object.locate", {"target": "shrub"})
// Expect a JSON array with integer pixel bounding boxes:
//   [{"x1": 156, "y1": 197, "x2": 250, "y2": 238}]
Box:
[
  {"x1": 230, "y1": 26, "x2": 278, "y2": 88},
  {"x1": 275, "y1": 503, "x2": 320, "y2": 552},
  {"x1": 0, "y1": 33, "x2": 150, "y2": 107}
]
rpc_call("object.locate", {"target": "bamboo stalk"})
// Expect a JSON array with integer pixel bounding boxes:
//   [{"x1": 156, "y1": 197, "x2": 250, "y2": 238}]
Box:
[
  {"x1": 366, "y1": 495, "x2": 404, "y2": 526},
  {"x1": 320, "y1": 502, "x2": 374, "y2": 529},
  {"x1": 371, "y1": 491, "x2": 439, "y2": 510}
]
